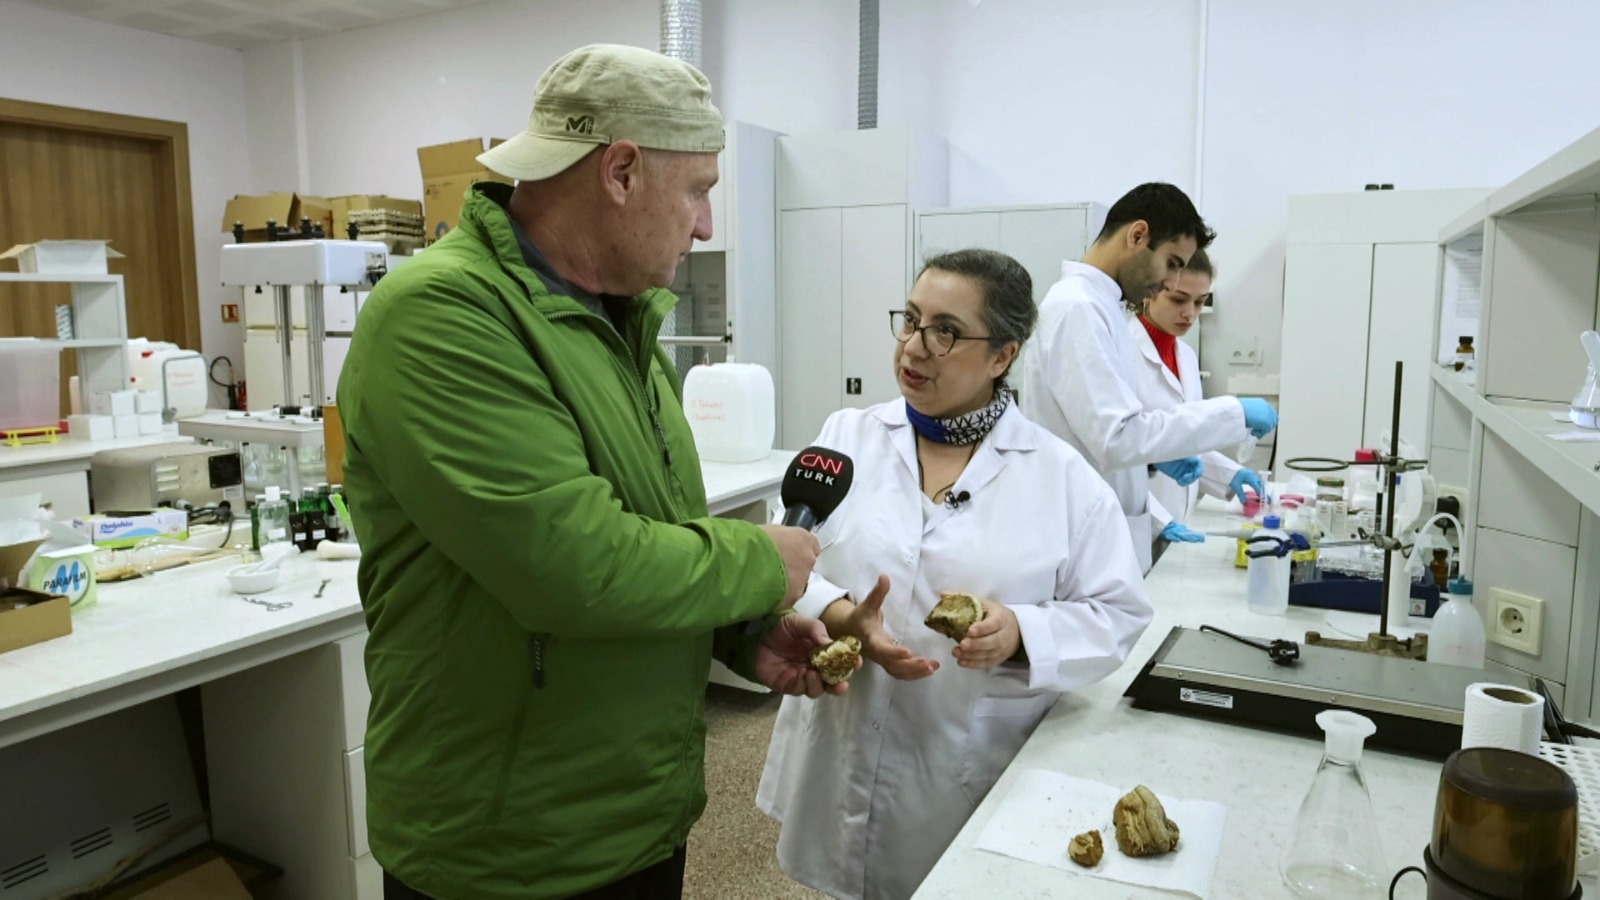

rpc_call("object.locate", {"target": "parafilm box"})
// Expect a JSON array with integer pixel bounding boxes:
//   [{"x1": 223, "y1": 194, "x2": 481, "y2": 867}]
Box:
[{"x1": 70, "y1": 509, "x2": 189, "y2": 549}]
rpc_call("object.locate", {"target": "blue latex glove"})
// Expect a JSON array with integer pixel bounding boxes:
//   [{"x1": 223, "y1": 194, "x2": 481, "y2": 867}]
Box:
[
  {"x1": 1239, "y1": 397, "x2": 1279, "y2": 438},
  {"x1": 1160, "y1": 521, "x2": 1206, "y2": 543},
  {"x1": 1230, "y1": 468, "x2": 1265, "y2": 501},
  {"x1": 1153, "y1": 456, "x2": 1203, "y2": 486}
]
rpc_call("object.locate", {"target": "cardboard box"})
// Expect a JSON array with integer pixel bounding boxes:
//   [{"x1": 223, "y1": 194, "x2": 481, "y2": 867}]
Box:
[
  {"x1": 91, "y1": 389, "x2": 138, "y2": 418},
  {"x1": 418, "y1": 138, "x2": 510, "y2": 243},
  {"x1": 71, "y1": 509, "x2": 188, "y2": 549},
  {"x1": 0, "y1": 537, "x2": 72, "y2": 654},
  {"x1": 221, "y1": 192, "x2": 334, "y2": 242},
  {"x1": 332, "y1": 194, "x2": 423, "y2": 238},
  {"x1": 0, "y1": 240, "x2": 124, "y2": 275},
  {"x1": 68, "y1": 413, "x2": 114, "y2": 441}
]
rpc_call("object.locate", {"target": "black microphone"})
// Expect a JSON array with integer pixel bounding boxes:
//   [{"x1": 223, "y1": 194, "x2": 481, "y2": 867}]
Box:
[
  {"x1": 780, "y1": 446, "x2": 854, "y2": 531},
  {"x1": 944, "y1": 490, "x2": 971, "y2": 510}
]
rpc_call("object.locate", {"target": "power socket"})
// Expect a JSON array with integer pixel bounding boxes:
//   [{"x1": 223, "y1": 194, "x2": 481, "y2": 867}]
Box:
[{"x1": 1489, "y1": 587, "x2": 1544, "y2": 656}]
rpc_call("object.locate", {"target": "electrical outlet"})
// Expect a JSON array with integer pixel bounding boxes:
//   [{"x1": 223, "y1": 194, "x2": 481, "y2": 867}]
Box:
[
  {"x1": 1489, "y1": 587, "x2": 1544, "y2": 656},
  {"x1": 1227, "y1": 337, "x2": 1261, "y2": 367}
]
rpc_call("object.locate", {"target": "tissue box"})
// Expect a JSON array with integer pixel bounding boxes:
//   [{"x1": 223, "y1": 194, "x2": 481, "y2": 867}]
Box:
[
  {"x1": 71, "y1": 510, "x2": 188, "y2": 549},
  {"x1": 0, "y1": 537, "x2": 72, "y2": 654},
  {"x1": 68, "y1": 414, "x2": 114, "y2": 441},
  {"x1": 25, "y1": 545, "x2": 97, "y2": 610}
]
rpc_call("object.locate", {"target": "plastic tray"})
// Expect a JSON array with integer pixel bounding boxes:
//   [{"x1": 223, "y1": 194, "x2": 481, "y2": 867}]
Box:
[{"x1": 1539, "y1": 741, "x2": 1600, "y2": 875}]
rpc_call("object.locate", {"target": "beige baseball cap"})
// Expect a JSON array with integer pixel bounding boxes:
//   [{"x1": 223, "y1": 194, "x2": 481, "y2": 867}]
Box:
[{"x1": 477, "y1": 43, "x2": 725, "y2": 182}]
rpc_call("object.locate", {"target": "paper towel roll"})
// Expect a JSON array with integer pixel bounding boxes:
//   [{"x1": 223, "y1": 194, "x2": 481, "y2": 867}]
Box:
[{"x1": 1461, "y1": 682, "x2": 1544, "y2": 754}]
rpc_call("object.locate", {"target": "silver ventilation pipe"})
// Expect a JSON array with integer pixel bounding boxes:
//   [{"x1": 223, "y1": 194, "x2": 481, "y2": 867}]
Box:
[
  {"x1": 858, "y1": 0, "x2": 879, "y2": 129},
  {"x1": 660, "y1": 0, "x2": 703, "y2": 69}
]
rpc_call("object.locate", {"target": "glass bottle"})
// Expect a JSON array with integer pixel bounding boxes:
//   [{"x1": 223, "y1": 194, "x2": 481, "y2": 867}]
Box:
[
  {"x1": 1453, "y1": 336, "x2": 1475, "y2": 372},
  {"x1": 254, "y1": 486, "x2": 292, "y2": 550},
  {"x1": 1281, "y1": 710, "x2": 1385, "y2": 898}
]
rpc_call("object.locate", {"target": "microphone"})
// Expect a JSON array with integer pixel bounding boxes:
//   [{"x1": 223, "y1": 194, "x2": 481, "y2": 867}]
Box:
[
  {"x1": 944, "y1": 490, "x2": 971, "y2": 510},
  {"x1": 780, "y1": 446, "x2": 855, "y2": 531}
]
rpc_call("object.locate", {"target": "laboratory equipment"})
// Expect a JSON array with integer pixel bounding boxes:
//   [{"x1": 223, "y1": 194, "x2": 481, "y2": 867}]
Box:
[
  {"x1": 1246, "y1": 515, "x2": 1291, "y2": 615},
  {"x1": 220, "y1": 238, "x2": 386, "y2": 411},
  {"x1": 1124, "y1": 626, "x2": 1535, "y2": 758},
  {"x1": 1314, "y1": 476, "x2": 1348, "y2": 540},
  {"x1": 1424, "y1": 747, "x2": 1579, "y2": 899},
  {"x1": 178, "y1": 409, "x2": 325, "y2": 498},
  {"x1": 1429, "y1": 579, "x2": 1486, "y2": 669},
  {"x1": 90, "y1": 443, "x2": 243, "y2": 511},
  {"x1": 1280, "y1": 710, "x2": 1384, "y2": 899},
  {"x1": 1569, "y1": 330, "x2": 1600, "y2": 429}
]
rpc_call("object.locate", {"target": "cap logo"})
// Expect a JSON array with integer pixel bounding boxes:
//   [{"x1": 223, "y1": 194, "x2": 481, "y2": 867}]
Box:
[{"x1": 565, "y1": 115, "x2": 596, "y2": 135}]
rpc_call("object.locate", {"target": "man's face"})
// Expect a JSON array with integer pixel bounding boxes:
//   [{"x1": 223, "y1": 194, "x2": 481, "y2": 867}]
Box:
[
  {"x1": 619, "y1": 150, "x2": 718, "y2": 292},
  {"x1": 1117, "y1": 231, "x2": 1197, "y2": 304}
]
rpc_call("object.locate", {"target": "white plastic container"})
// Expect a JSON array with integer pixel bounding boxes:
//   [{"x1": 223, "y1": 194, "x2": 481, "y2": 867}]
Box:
[
  {"x1": 0, "y1": 339, "x2": 63, "y2": 431},
  {"x1": 1247, "y1": 515, "x2": 1292, "y2": 615},
  {"x1": 1428, "y1": 578, "x2": 1486, "y2": 668},
  {"x1": 681, "y1": 362, "x2": 775, "y2": 463}
]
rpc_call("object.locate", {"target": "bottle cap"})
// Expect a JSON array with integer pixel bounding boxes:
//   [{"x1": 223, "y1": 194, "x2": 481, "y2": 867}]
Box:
[
  {"x1": 1317, "y1": 709, "x2": 1377, "y2": 764},
  {"x1": 1448, "y1": 577, "x2": 1473, "y2": 596},
  {"x1": 1263, "y1": 515, "x2": 1282, "y2": 529},
  {"x1": 265, "y1": 485, "x2": 281, "y2": 502}
]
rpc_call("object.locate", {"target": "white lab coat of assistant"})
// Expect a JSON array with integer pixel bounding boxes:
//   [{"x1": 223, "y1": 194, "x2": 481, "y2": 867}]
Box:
[
  {"x1": 756, "y1": 402, "x2": 1152, "y2": 900},
  {"x1": 1021, "y1": 261, "x2": 1247, "y2": 572},
  {"x1": 1127, "y1": 316, "x2": 1244, "y2": 529}
]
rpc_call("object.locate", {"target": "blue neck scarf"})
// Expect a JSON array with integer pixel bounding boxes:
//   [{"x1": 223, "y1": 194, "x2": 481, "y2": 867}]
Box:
[{"x1": 905, "y1": 387, "x2": 1012, "y2": 445}]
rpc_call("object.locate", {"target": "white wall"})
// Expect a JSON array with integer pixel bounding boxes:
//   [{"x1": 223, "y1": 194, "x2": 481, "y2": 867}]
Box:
[
  {"x1": 0, "y1": 0, "x2": 249, "y2": 399},
  {"x1": 286, "y1": 0, "x2": 658, "y2": 200},
  {"x1": 702, "y1": 0, "x2": 858, "y2": 136}
]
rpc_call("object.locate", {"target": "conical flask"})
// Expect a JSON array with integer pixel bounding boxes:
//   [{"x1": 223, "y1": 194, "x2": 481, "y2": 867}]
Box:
[{"x1": 1280, "y1": 710, "x2": 1386, "y2": 898}]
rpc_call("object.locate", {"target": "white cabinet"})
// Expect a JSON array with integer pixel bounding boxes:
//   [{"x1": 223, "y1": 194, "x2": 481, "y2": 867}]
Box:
[
  {"x1": 1278, "y1": 189, "x2": 1488, "y2": 465},
  {"x1": 776, "y1": 129, "x2": 947, "y2": 448},
  {"x1": 665, "y1": 122, "x2": 781, "y2": 382},
  {"x1": 916, "y1": 203, "x2": 1104, "y2": 303},
  {"x1": 203, "y1": 632, "x2": 376, "y2": 900}
]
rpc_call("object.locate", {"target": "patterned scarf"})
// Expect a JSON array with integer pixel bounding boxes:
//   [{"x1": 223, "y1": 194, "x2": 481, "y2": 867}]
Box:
[{"x1": 905, "y1": 387, "x2": 1012, "y2": 445}]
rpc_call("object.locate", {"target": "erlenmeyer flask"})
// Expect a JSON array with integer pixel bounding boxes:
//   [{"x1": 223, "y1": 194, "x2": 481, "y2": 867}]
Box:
[{"x1": 1280, "y1": 710, "x2": 1386, "y2": 898}]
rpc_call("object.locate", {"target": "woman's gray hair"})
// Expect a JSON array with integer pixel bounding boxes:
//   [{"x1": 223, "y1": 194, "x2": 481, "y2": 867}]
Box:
[{"x1": 916, "y1": 249, "x2": 1036, "y2": 378}]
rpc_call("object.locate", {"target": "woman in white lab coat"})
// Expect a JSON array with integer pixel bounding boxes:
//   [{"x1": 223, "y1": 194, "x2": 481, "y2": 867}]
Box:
[
  {"x1": 1127, "y1": 250, "x2": 1266, "y2": 561},
  {"x1": 756, "y1": 249, "x2": 1153, "y2": 900}
]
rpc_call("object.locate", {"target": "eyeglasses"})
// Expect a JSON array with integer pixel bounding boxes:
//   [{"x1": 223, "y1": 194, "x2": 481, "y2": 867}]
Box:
[{"x1": 889, "y1": 311, "x2": 991, "y2": 357}]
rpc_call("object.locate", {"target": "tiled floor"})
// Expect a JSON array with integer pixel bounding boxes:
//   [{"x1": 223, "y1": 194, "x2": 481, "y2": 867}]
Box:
[{"x1": 685, "y1": 685, "x2": 826, "y2": 899}]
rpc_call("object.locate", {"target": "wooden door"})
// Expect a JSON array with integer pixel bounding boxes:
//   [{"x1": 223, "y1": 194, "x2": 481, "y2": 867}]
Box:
[{"x1": 0, "y1": 98, "x2": 198, "y2": 415}]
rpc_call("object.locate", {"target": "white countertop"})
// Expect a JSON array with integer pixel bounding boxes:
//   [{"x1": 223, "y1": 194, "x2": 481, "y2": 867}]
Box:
[
  {"x1": 0, "y1": 452, "x2": 792, "y2": 748},
  {"x1": 914, "y1": 498, "x2": 1597, "y2": 900},
  {"x1": 0, "y1": 433, "x2": 193, "y2": 472}
]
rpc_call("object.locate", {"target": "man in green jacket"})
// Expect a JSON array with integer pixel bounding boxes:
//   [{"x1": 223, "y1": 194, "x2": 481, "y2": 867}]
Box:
[{"x1": 338, "y1": 44, "x2": 843, "y2": 900}]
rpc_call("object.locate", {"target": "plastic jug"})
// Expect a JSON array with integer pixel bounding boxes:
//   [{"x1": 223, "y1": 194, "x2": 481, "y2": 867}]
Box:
[
  {"x1": 1247, "y1": 515, "x2": 1291, "y2": 615},
  {"x1": 682, "y1": 362, "x2": 775, "y2": 463},
  {"x1": 1429, "y1": 578, "x2": 1486, "y2": 668}
]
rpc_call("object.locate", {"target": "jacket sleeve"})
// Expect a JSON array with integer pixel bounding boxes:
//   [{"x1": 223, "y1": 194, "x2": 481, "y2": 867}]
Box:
[
  {"x1": 1007, "y1": 480, "x2": 1155, "y2": 692},
  {"x1": 347, "y1": 274, "x2": 787, "y2": 641},
  {"x1": 1199, "y1": 449, "x2": 1243, "y2": 501},
  {"x1": 1042, "y1": 299, "x2": 1249, "y2": 470}
]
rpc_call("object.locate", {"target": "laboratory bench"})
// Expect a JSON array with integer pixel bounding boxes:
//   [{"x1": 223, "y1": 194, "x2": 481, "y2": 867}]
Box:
[
  {"x1": 914, "y1": 497, "x2": 1599, "y2": 900},
  {"x1": 0, "y1": 431, "x2": 194, "y2": 517},
  {"x1": 0, "y1": 450, "x2": 794, "y2": 899}
]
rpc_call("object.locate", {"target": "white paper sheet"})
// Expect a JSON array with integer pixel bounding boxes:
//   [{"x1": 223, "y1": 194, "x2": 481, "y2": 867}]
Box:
[{"x1": 974, "y1": 769, "x2": 1227, "y2": 899}]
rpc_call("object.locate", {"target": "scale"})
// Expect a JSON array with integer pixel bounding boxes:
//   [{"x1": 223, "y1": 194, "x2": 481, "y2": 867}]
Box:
[
  {"x1": 1125, "y1": 625, "x2": 1536, "y2": 758},
  {"x1": 1128, "y1": 361, "x2": 1539, "y2": 758}
]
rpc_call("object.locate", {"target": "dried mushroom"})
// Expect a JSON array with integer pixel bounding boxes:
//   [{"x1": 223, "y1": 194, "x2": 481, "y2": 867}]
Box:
[
  {"x1": 1068, "y1": 830, "x2": 1104, "y2": 867},
  {"x1": 1113, "y1": 785, "x2": 1180, "y2": 857},
  {"x1": 924, "y1": 592, "x2": 985, "y2": 642},
  {"x1": 809, "y1": 636, "x2": 862, "y2": 685}
]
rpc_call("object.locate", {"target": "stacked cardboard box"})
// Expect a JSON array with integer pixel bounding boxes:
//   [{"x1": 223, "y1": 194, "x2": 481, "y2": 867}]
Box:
[
  {"x1": 221, "y1": 193, "x2": 333, "y2": 242},
  {"x1": 348, "y1": 207, "x2": 425, "y2": 254},
  {"x1": 418, "y1": 138, "x2": 509, "y2": 243}
]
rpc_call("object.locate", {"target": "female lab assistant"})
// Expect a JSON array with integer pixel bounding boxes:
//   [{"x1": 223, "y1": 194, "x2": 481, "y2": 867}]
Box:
[
  {"x1": 756, "y1": 250, "x2": 1153, "y2": 900},
  {"x1": 1129, "y1": 249, "x2": 1265, "y2": 553}
]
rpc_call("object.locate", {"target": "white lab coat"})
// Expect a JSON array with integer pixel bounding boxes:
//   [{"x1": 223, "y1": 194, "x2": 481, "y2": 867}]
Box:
[
  {"x1": 756, "y1": 401, "x2": 1152, "y2": 900},
  {"x1": 1020, "y1": 260, "x2": 1248, "y2": 573},
  {"x1": 1126, "y1": 316, "x2": 1244, "y2": 530}
]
